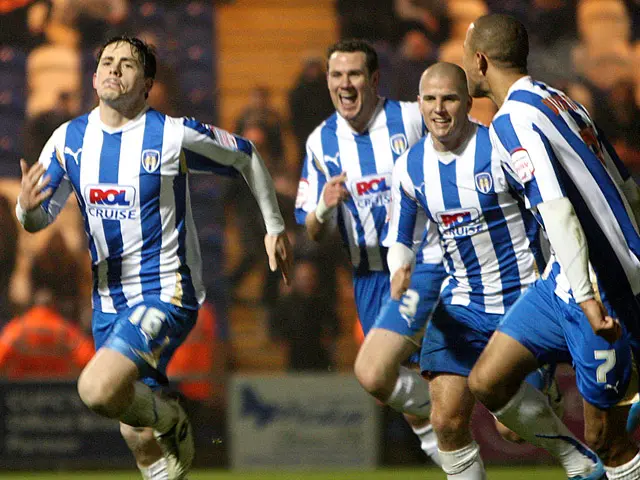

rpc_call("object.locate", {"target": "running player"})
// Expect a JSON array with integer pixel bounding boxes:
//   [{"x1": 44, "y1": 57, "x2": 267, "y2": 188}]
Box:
[
  {"x1": 16, "y1": 36, "x2": 292, "y2": 480},
  {"x1": 295, "y1": 39, "x2": 446, "y2": 463},
  {"x1": 386, "y1": 61, "x2": 601, "y2": 480},
  {"x1": 463, "y1": 13, "x2": 640, "y2": 479}
]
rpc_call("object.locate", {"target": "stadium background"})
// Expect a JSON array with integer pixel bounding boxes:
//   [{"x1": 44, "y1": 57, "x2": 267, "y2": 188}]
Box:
[{"x1": 0, "y1": 0, "x2": 638, "y2": 478}]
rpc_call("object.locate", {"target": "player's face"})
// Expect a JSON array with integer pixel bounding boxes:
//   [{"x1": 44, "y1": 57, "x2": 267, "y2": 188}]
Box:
[
  {"x1": 419, "y1": 74, "x2": 471, "y2": 148},
  {"x1": 462, "y1": 26, "x2": 488, "y2": 98},
  {"x1": 327, "y1": 51, "x2": 379, "y2": 131},
  {"x1": 94, "y1": 42, "x2": 150, "y2": 107}
]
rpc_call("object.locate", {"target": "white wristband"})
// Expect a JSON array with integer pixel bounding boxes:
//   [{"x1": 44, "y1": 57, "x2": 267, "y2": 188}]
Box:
[{"x1": 315, "y1": 186, "x2": 336, "y2": 224}]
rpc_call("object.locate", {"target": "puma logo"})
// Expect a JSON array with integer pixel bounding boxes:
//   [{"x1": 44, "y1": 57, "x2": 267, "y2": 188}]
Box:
[
  {"x1": 64, "y1": 146, "x2": 82, "y2": 164},
  {"x1": 323, "y1": 152, "x2": 340, "y2": 166}
]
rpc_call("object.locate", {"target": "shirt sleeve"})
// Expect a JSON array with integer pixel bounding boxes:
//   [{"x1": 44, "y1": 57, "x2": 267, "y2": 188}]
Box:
[
  {"x1": 18, "y1": 128, "x2": 74, "y2": 230},
  {"x1": 294, "y1": 142, "x2": 327, "y2": 225},
  {"x1": 383, "y1": 152, "x2": 418, "y2": 248},
  {"x1": 182, "y1": 118, "x2": 284, "y2": 235},
  {"x1": 491, "y1": 113, "x2": 566, "y2": 210}
]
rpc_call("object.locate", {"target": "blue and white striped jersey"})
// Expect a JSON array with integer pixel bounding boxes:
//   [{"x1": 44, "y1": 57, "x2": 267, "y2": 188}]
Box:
[
  {"x1": 37, "y1": 106, "x2": 252, "y2": 314},
  {"x1": 490, "y1": 76, "x2": 640, "y2": 300},
  {"x1": 386, "y1": 122, "x2": 544, "y2": 314},
  {"x1": 294, "y1": 98, "x2": 442, "y2": 274}
]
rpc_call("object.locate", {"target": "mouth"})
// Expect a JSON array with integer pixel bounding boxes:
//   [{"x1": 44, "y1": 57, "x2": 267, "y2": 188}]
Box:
[
  {"x1": 431, "y1": 117, "x2": 451, "y2": 127},
  {"x1": 338, "y1": 91, "x2": 358, "y2": 109},
  {"x1": 103, "y1": 79, "x2": 121, "y2": 89}
]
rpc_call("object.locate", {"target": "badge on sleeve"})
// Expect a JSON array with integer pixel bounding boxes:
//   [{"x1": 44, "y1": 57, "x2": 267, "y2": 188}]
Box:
[{"x1": 511, "y1": 148, "x2": 534, "y2": 183}]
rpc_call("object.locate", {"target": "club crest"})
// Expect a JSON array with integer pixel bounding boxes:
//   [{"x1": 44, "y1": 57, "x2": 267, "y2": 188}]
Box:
[
  {"x1": 141, "y1": 149, "x2": 160, "y2": 173},
  {"x1": 475, "y1": 172, "x2": 493, "y2": 194},
  {"x1": 389, "y1": 133, "x2": 408, "y2": 156}
]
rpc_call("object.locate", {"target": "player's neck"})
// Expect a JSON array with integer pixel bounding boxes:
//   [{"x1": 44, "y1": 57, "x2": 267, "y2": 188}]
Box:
[
  {"x1": 99, "y1": 98, "x2": 148, "y2": 128},
  {"x1": 489, "y1": 71, "x2": 528, "y2": 108}
]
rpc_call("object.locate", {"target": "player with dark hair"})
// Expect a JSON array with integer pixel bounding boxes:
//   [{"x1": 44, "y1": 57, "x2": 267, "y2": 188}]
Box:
[
  {"x1": 463, "y1": 13, "x2": 640, "y2": 479},
  {"x1": 16, "y1": 35, "x2": 292, "y2": 480},
  {"x1": 296, "y1": 38, "x2": 446, "y2": 464}
]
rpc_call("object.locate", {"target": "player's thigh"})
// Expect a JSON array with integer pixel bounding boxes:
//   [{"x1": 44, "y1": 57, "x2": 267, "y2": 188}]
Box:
[
  {"x1": 97, "y1": 300, "x2": 198, "y2": 390},
  {"x1": 478, "y1": 278, "x2": 570, "y2": 391},
  {"x1": 420, "y1": 303, "x2": 499, "y2": 378},
  {"x1": 356, "y1": 327, "x2": 418, "y2": 371},
  {"x1": 371, "y1": 262, "x2": 444, "y2": 347},
  {"x1": 353, "y1": 271, "x2": 390, "y2": 335},
  {"x1": 79, "y1": 346, "x2": 139, "y2": 396}
]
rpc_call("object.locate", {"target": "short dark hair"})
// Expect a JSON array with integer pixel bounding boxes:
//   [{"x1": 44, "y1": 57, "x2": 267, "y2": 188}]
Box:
[
  {"x1": 96, "y1": 35, "x2": 157, "y2": 79},
  {"x1": 326, "y1": 39, "x2": 379, "y2": 75},
  {"x1": 469, "y1": 14, "x2": 529, "y2": 72}
]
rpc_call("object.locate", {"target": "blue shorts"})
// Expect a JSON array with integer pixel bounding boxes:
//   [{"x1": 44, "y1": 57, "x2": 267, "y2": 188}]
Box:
[
  {"x1": 421, "y1": 303, "x2": 502, "y2": 377},
  {"x1": 373, "y1": 262, "x2": 446, "y2": 342},
  {"x1": 420, "y1": 302, "x2": 558, "y2": 393},
  {"x1": 92, "y1": 299, "x2": 198, "y2": 390},
  {"x1": 353, "y1": 270, "x2": 390, "y2": 336},
  {"x1": 498, "y1": 269, "x2": 639, "y2": 410}
]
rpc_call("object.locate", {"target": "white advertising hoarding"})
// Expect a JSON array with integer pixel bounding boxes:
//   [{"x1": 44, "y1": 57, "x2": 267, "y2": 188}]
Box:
[{"x1": 228, "y1": 373, "x2": 381, "y2": 469}]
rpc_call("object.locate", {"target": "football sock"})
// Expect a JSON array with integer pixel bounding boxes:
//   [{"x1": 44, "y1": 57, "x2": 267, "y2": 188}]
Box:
[
  {"x1": 493, "y1": 381, "x2": 598, "y2": 477},
  {"x1": 439, "y1": 441, "x2": 486, "y2": 479},
  {"x1": 387, "y1": 366, "x2": 432, "y2": 417},
  {"x1": 605, "y1": 451, "x2": 640, "y2": 480},
  {"x1": 412, "y1": 423, "x2": 441, "y2": 466},
  {"x1": 139, "y1": 457, "x2": 169, "y2": 480},
  {"x1": 120, "y1": 382, "x2": 178, "y2": 434}
]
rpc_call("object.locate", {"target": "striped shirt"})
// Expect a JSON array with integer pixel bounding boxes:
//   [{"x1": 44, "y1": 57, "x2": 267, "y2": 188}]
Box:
[
  {"x1": 295, "y1": 98, "x2": 442, "y2": 274},
  {"x1": 37, "y1": 106, "x2": 252, "y2": 313},
  {"x1": 386, "y1": 122, "x2": 543, "y2": 314},
  {"x1": 491, "y1": 76, "x2": 640, "y2": 301}
]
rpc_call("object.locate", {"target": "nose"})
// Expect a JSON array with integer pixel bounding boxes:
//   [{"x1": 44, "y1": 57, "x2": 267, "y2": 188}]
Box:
[
  {"x1": 109, "y1": 63, "x2": 122, "y2": 77},
  {"x1": 434, "y1": 99, "x2": 445, "y2": 114},
  {"x1": 338, "y1": 74, "x2": 351, "y2": 89}
]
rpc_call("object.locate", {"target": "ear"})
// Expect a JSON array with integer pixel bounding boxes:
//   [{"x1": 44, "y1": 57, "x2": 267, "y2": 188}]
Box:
[
  {"x1": 370, "y1": 69, "x2": 380, "y2": 91},
  {"x1": 476, "y1": 52, "x2": 489, "y2": 77},
  {"x1": 92, "y1": 72, "x2": 97, "y2": 90},
  {"x1": 145, "y1": 78, "x2": 154, "y2": 95}
]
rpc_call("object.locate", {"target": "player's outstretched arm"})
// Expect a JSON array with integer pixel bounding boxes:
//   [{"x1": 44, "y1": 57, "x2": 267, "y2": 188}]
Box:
[
  {"x1": 16, "y1": 159, "x2": 53, "y2": 232},
  {"x1": 264, "y1": 232, "x2": 293, "y2": 285},
  {"x1": 305, "y1": 172, "x2": 349, "y2": 241}
]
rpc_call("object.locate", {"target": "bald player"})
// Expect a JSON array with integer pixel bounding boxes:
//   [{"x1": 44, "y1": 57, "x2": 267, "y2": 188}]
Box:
[
  {"x1": 385, "y1": 62, "x2": 600, "y2": 480},
  {"x1": 463, "y1": 13, "x2": 640, "y2": 480}
]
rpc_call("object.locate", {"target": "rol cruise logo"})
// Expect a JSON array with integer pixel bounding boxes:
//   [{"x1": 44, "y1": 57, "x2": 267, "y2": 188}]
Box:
[
  {"x1": 141, "y1": 149, "x2": 160, "y2": 173},
  {"x1": 85, "y1": 184, "x2": 137, "y2": 220}
]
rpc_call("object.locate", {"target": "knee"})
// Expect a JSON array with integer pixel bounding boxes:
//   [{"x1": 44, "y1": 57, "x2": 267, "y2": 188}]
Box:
[
  {"x1": 430, "y1": 408, "x2": 469, "y2": 444},
  {"x1": 467, "y1": 367, "x2": 496, "y2": 405},
  {"x1": 77, "y1": 369, "x2": 119, "y2": 415},
  {"x1": 354, "y1": 354, "x2": 392, "y2": 399}
]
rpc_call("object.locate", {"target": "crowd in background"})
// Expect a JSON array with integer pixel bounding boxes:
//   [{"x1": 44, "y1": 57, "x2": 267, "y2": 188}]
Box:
[{"x1": 0, "y1": 0, "x2": 639, "y2": 407}]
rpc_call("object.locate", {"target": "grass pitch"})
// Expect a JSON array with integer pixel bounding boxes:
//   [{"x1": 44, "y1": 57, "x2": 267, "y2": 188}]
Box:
[{"x1": 1, "y1": 466, "x2": 566, "y2": 479}]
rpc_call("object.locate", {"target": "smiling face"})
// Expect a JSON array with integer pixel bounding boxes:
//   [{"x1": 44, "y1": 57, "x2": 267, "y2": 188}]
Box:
[
  {"x1": 419, "y1": 71, "x2": 472, "y2": 151},
  {"x1": 93, "y1": 41, "x2": 151, "y2": 109},
  {"x1": 326, "y1": 50, "x2": 379, "y2": 132}
]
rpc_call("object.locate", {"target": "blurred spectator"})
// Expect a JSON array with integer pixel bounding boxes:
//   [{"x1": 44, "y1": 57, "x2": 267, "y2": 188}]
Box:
[
  {"x1": 0, "y1": 0, "x2": 49, "y2": 50},
  {"x1": 336, "y1": 0, "x2": 398, "y2": 43},
  {"x1": 147, "y1": 60, "x2": 181, "y2": 117},
  {"x1": 288, "y1": 56, "x2": 334, "y2": 162},
  {"x1": 0, "y1": 231, "x2": 94, "y2": 379},
  {"x1": 593, "y1": 79, "x2": 640, "y2": 172},
  {"x1": 392, "y1": 29, "x2": 437, "y2": 101},
  {"x1": 22, "y1": 92, "x2": 75, "y2": 164},
  {"x1": 0, "y1": 195, "x2": 19, "y2": 325},
  {"x1": 269, "y1": 259, "x2": 340, "y2": 372},
  {"x1": 394, "y1": 0, "x2": 451, "y2": 46},
  {"x1": 234, "y1": 86, "x2": 284, "y2": 164}
]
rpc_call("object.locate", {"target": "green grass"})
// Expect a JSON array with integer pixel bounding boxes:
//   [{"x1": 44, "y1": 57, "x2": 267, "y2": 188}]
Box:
[{"x1": 0, "y1": 466, "x2": 566, "y2": 479}]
